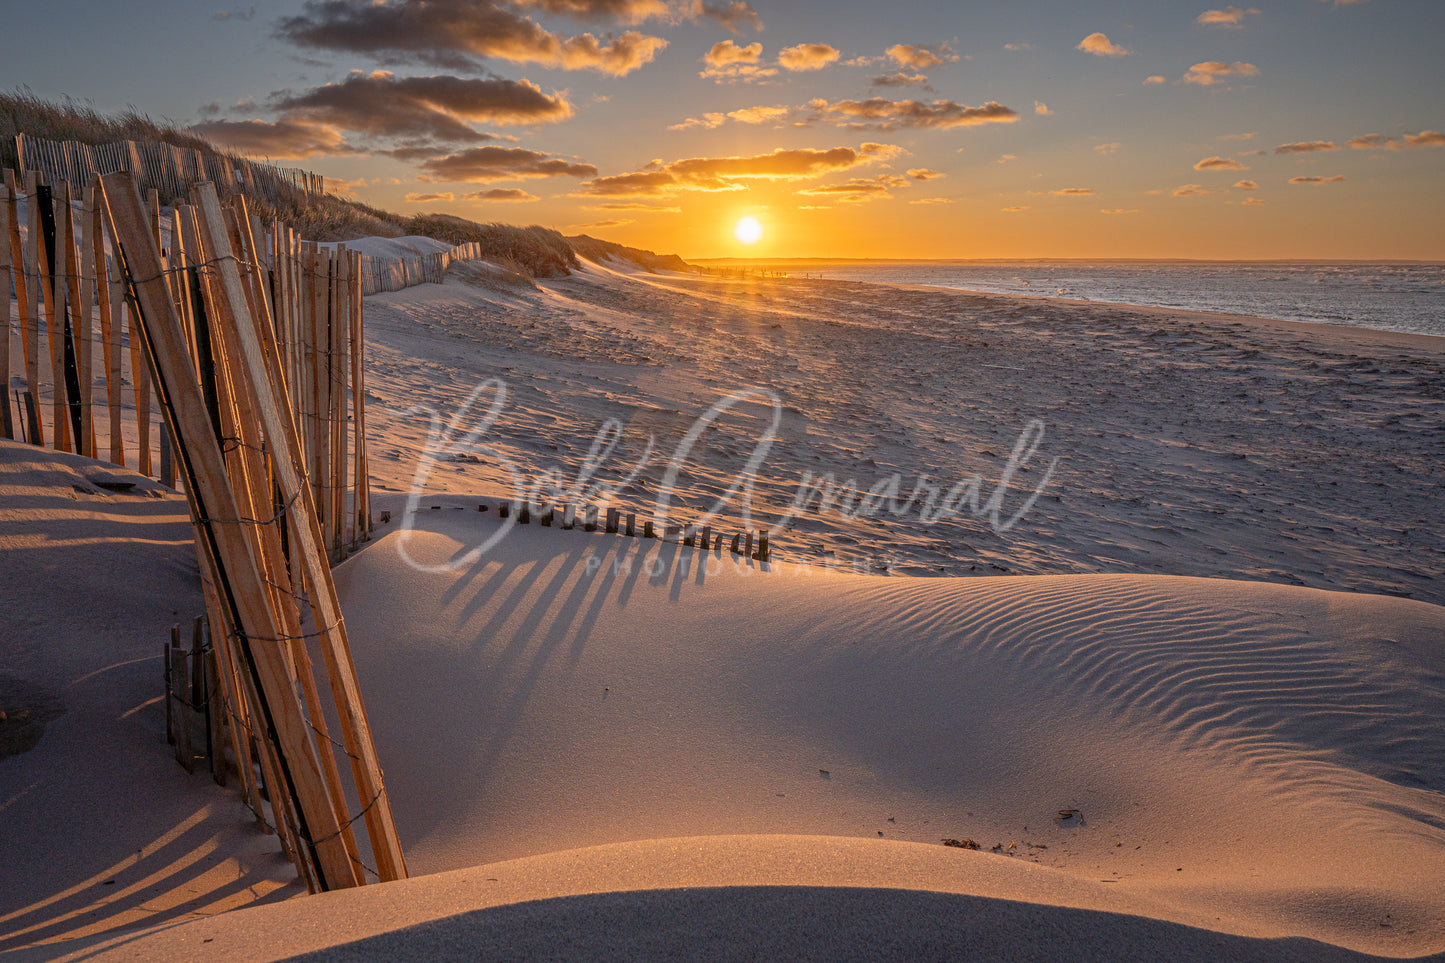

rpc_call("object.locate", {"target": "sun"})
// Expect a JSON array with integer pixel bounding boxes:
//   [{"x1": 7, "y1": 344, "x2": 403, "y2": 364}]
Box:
[{"x1": 733, "y1": 216, "x2": 764, "y2": 245}]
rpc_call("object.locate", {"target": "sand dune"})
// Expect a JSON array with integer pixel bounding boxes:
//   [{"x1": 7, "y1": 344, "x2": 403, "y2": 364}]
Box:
[{"x1": 4, "y1": 261, "x2": 1443, "y2": 959}]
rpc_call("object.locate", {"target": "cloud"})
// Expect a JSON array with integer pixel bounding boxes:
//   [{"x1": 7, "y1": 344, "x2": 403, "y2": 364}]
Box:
[
  {"x1": 188, "y1": 117, "x2": 359, "y2": 158},
  {"x1": 268, "y1": 72, "x2": 574, "y2": 147},
  {"x1": 910, "y1": 197, "x2": 952, "y2": 204},
  {"x1": 1093, "y1": 142, "x2": 1121, "y2": 154},
  {"x1": 405, "y1": 191, "x2": 455, "y2": 202},
  {"x1": 1172, "y1": 184, "x2": 1220, "y2": 196},
  {"x1": 1034, "y1": 100, "x2": 1051, "y2": 115},
  {"x1": 907, "y1": 168, "x2": 944, "y2": 180},
  {"x1": 463, "y1": 187, "x2": 540, "y2": 201},
  {"x1": 576, "y1": 218, "x2": 634, "y2": 228},
  {"x1": 1288, "y1": 175, "x2": 1346, "y2": 185},
  {"x1": 511, "y1": 0, "x2": 670, "y2": 23},
  {"x1": 418, "y1": 145, "x2": 598, "y2": 182},
  {"x1": 1194, "y1": 155, "x2": 1248, "y2": 170},
  {"x1": 796, "y1": 177, "x2": 897, "y2": 201},
  {"x1": 1347, "y1": 130, "x2": 1444, "y2": 150},
  {"x1": 886, "y1": 43, "x2": 959, "y2": 69},
  {"x1": 1274, "y1": 140, "x2": 1338, "y2": 154},
  {"x1": 704, "y1": 39, "x2": 761, "y2": 65},
  {"x1": 1001, "y1": 206, "x2": 1030, "y2": 212},
  {"x1": 1100, "y1": 208, "x2": 1140, "y2": 214},
  {"x1": 727, "y1": 105, "x2": 790, "y2": 124},
  {"x1": 1077, "y1": 32, "x2": 1130, "y2": 57},
  {"x1": 695, "y1": 1, "x2": 762, "y2": 33},
  {"x1": 212, "y1": 4, "x2": 257, "y2": 22},
  {"x1": 576, "y1": 144, "x2": 896, "y2": 197},
  {"x1": 1242, "y1": 196, "x2": 1265, "y2": 205},
  {"x1": 810, "y1": 97, "x2": 1018, "y2": 130},
  {"x1": 779, "y1": 43, "x2": 840, "y2": 71},
  {"x1": 1219, "y1": 131, "x2": 1256, "y2": 140},
  {"x1": 996, "y1": 154, "x2": 1017, "y2": 164},
  {"x1": 1196, "y1": 7, "x2": 1259, "y2": 27},
  {"x1": 871, "y1": 72, "x2": 932, "y2": 90},
  {"x1": 1183, "y1": 61, "x2": 1259, "y2": 85},
  {"x1": 1004, "y1": 42, "x2": 1034, "y2": 52},
  {"x1": 1143, "y1": 75, "x2": 1167, "y2": 85},
  {"x1": 1233, "y1": 179, "x2": 1258, "y2": 190},
  {"x1": 700, "y1": 39, "x2": 776, "y2": 81},
  {"x1": 586, "y1": 201, "x2": 681, "y2": 211},
  {"x1": 1049, "y1": 187, "x2": 1094, "y2": 195},
  {"x1": 275, "y1": 0, "x2": 668, "y2": 76},
  {"x1": 668, "y1": 112, "x2": 727, "y2": 130}
]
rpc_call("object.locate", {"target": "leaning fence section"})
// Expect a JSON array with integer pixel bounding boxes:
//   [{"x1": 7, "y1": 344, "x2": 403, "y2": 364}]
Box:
[
  {"x1": 2, "y1": 166, "x2": 369, "y2": 562},
  {"x1": 2, "y1": 168, "x2": 402, "y2": 893},
  {"x1": 96, "y1": 172, "x2": 404, "y2": 892},
  {"x1": 358, "y1": 240, "x2": 486, "y2": 295}
]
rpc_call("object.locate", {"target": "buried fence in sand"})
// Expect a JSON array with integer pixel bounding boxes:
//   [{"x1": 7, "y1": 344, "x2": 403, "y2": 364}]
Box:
[{"x1": 3, "y1": 167, "x2": 408, "y2": 892}]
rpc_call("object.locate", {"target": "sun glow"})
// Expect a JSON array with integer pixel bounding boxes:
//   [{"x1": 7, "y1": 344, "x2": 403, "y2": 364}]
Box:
[{"x1": 733, "y1": 216, "x2": 764, "y2": 245}]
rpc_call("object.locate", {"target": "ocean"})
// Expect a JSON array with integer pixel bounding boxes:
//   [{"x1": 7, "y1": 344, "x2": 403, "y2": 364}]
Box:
[{"x1": 790, "y1": 262, "x2": 1445, "y2": 339}]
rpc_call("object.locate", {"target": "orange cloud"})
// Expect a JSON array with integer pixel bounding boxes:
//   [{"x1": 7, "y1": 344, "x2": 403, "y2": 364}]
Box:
[
  {"x1": 1194, "y1": 156, "x2": 1248, "y2": 170},
  {"x1": 1183, "y1": 61, "x2": 1259, "y2": 85},
  {"x1": 1049, "y1": 187, "x2": 1094, "y2": 195},
  {"x1": 1143, "y1": 75, "x2": 1167, "y2": 85},
  {"x1": 405, "y1": 191, "x2": 455, "y2": 202},
  {"x1": 779, "y1": 43, "x2": 841, "y2": 71},
  {"x1": 727, "y1": 105, "x2": 790, "y2": 124},
  {"x1": 704, "y1": 39, "x2": 761, "y2": 65},
  {"x1": 1077, "y1": 33, "x2": 1130, "y2": 57},
  {"x1": 577, "y1": 144, "x2": 896, "y2": 196},
  {"x1": 907, "y1": 168, "x2": 944, "y2": 180},
  {"x1": 1034, "y1": 100, "x2": 1051, "y2": 115},
  {"x1": 1242, "y1": 196, "x2": 1265, "y2": 205},
  {"x1": 1001, "y1": 206, "x2": 1030, "y2": 212},
  {"x1": 1172, "y1": 184, "x2": 1220, "y2": 196},
  {"x1": 1288, "y1": 175, "x2": 1346, "y2": 185},
  {"x1": 1196, "y1": 6, "x2": 1259, "y2": 27},
  {"x1": 1233, "y1": 179, "x2": 1258, "y2": 190},
  {"x1": 886, "y1": 43, "x2": 959, "y2": 69},
  {"x1": 1100, "y1": 208, "x2": 1140, "y2": 214}
]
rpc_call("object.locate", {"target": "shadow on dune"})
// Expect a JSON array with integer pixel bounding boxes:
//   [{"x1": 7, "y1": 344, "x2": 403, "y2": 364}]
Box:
[{"x1": 282, "y1": 886, "x2": 1440, "y2": 963}]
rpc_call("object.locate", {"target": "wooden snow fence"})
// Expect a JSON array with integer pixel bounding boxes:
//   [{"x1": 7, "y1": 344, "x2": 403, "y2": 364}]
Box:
[
  {"x1": 17, "y1": 132, "x2": 326, "y2": 209},
  {"x1": 1, "y1": 166, "x2": 370, "y2": 562},
  {"x1": 358, "y1": 241, "x2": 485, "y2": 295},
  {"x1": 96, "y1": 172, "x2": 404, "y2": 892}
]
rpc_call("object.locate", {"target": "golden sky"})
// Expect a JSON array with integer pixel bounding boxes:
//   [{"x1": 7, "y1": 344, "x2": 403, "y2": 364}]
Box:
[{"x1": 6, "y1": 0, "x2": 1443, "y2": 259}]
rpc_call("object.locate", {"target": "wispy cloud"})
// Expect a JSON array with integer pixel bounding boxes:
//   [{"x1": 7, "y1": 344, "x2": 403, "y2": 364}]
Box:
[
  {"x1": 1077, "y1": 32, "x2": 1130, "y2": 57},
  {"x1": 1172, "y1": 183, "x2": 1221, "y2": 196},
  {"x1": 189, "y1": 117, "x2": 360, "y2": 158},
  {"x1": 1100, "y1": 208, "x2": 1140, "y2": 214},
  {"x1": 1034, "y1": 100, "x2": 1051, "y2": 115},
  {"x1": 1049, "y1": 187, "x2": 1094, "y2": 195},
  {"x1": 1288, "y1": 174, "x2": 1346, "y2": 185},
  {"x1": 907, "y1": 168, "x2": 944, "y2": 180},
  {"x1": 1274, "y1": 140, "x2": 1338, "y2": 154},
  {"x1": 870, "y1": 72, "x2": 933, "y2": 90},
  {"x1": 1347, "y1": 130, "x2": 1444, "y2": 150},
  {"x1": 694, "y1": 0, "x2": 762, "y2": 34},
  {"x1": 1233, "y1": 179, "x2": 1258, "y2": 190},
  {"x1": 212, "y1": 4, "x2": 257, "y2": 22},
  {"x1": 910, "y1": 197, "x2": 953, "y2": 204},
  {"x1": 1001, "y1": 205, "x2": 1030, "y2": 212},
  {"x1": 810, "y1": 97, "x2": 1018, "y2": 130},
  {"x1": 1183, "y1": 61, "x2": 1259, "y2": 85},
  {"x1": 1194, "y1": 155, "x2": 1248, "y2": 170},
  {"x1": 886, "y1": 43, "x2": 959, "y2": 69},
  {"x1": 404, "y1": 191, "x2": 454, "y2": 202},
  {"x1": 418, "y1": 145, "x2": 597, "y2": 182},
  {"x1": 1093, "y1": 142, "x2": 1122, "y2": 154},
  {"x1": 463, "y1": 187, "x2": 539, "y2": 201},
  {"x1": 1143, "y1": 75, "x2": 1167, "y2": 85}
]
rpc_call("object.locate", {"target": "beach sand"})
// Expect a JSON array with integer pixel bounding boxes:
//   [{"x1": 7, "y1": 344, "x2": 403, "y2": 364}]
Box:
[{"x1": 2, "y1": 261, "x2": 1443, "y2": 959}]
